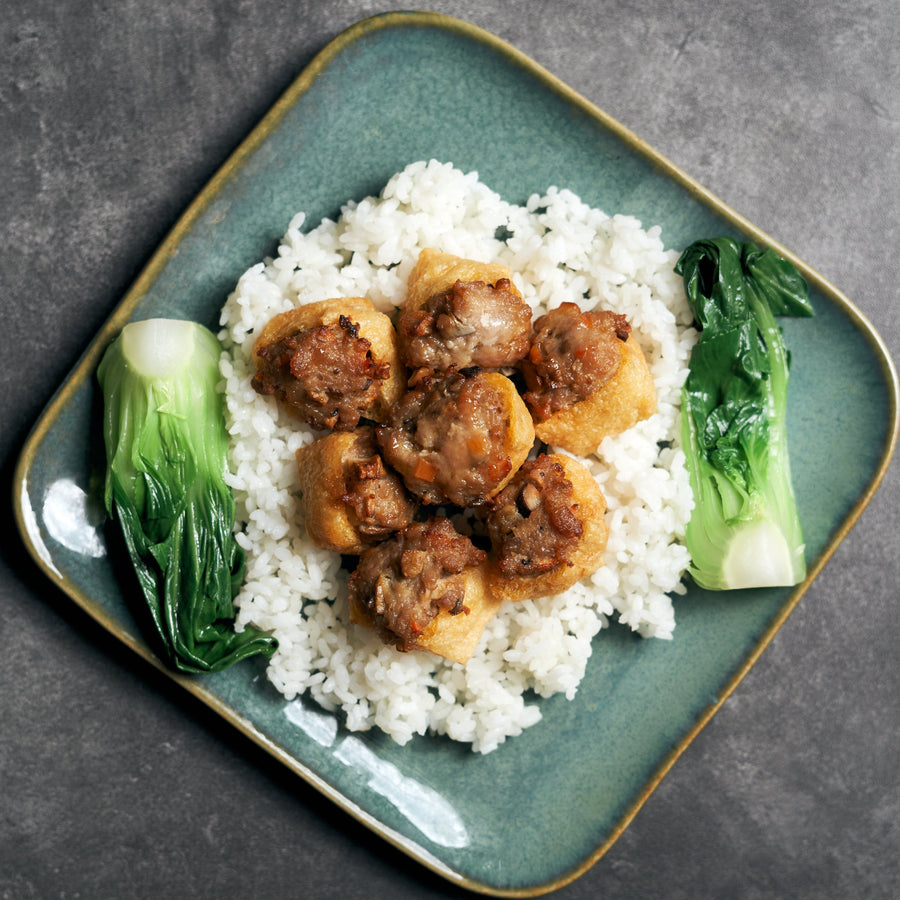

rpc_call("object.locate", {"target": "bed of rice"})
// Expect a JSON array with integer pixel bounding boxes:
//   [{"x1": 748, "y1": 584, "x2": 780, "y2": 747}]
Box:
[{"x1": 218, "y1": 160, "x2": 696, "y2": 753}]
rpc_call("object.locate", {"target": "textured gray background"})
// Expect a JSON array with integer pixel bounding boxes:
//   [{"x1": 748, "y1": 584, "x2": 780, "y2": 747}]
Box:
[{"x1": 2, "y1": 2, "x2": 899, "y2": 898}]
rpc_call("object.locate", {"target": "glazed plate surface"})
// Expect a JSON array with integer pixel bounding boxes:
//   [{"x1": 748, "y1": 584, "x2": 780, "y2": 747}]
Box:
[{"x1": 14, "y1": 12, "x2": 898, "y2": 896}]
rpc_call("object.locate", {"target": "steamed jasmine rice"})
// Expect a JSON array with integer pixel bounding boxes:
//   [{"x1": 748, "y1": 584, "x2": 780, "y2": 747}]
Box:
[{"x1": 218, "y1": 160, "x2": 696, "y2": 753}]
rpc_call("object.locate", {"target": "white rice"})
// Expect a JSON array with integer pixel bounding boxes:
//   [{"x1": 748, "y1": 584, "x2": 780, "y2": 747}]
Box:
[{"x1": 218, "y1": 160, "x2": 697, "y2": 753}]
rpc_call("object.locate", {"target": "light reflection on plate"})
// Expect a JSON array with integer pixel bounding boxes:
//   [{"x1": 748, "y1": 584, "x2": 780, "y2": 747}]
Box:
[
  {"x1": 285, "y1": 699, "x2": 469, "y2": 849},
  {"x1": 43, "y1": 478, "x2": 107, "y2": 559}
]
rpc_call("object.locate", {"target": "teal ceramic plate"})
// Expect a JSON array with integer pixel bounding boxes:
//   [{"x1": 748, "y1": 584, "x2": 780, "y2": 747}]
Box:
[{"x1": 13, "y1": 12, "x2": 899, "y2": 896}]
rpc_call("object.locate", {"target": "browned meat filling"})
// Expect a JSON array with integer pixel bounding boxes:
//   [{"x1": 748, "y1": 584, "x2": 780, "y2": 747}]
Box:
[
  {"x1": 252, "y1": 316, "x2": 390, "y2": 431},
  {"x1": 376, "y1": 370, "x2": 513, "y2": 507},
  {"x1": 484, "y1": 454, "x2": 583, "y2": 576},
  {"x1": 398, "y1": 279, "x2": 532, "y2": 371},
  {"x1": 520, "y1": 302, "x2": 631, "y2": 421},
  {"x1": 341, "y1": 433, "x2": 417, "y2": 540},
  {"x1": 348, "y1": 517, "x2": 487, "y2": 652}
]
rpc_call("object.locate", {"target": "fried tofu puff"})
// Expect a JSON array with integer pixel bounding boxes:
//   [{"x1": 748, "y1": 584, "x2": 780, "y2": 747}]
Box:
[
  {"x1": 376, "y1": 369, "x2": 535, "y2": 508},
  {"x1": 398, "y1": 248, "x2": 532, "y2": 371},
  {"x1": 521, "y1": 302, "x2": 656, "y2": 456},
  {"x1": 483, "y1": 453, "x2": 608, "y2": 603},
  {"x1": 251, "y1": 297, "x2": 404, "y2": 431},
  {"x1": 348, "y1": 517, "x2": 502, "y2": 664},
  {"x1": 296, "y1": 427, "x2": 417, "y2": 555},
  {"x1": 533, "y1": 338, "x2": 657, "y2": 456}
]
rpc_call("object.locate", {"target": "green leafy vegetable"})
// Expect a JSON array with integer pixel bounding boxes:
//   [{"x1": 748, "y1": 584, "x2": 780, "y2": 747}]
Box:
[
  {"x1": 675, "y1": 238, "x2": 813, "y2": 590},
  {"x1": 98, "y1": 318, "x2": 276, "y2": 672}
]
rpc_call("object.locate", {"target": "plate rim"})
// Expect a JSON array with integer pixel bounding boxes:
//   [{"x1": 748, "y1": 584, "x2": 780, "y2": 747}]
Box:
[{"x1": 12, "y1": 10, "x2": 900, "y2": 897}]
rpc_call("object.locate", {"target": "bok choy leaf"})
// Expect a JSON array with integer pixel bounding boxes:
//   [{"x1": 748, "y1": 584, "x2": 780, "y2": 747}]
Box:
[
  {"x1": 675, "y1": 238, "x2": 813, "y2": 590},
  {"x1": 98, "y1": 318, "x2": 277, "y2": 673}
]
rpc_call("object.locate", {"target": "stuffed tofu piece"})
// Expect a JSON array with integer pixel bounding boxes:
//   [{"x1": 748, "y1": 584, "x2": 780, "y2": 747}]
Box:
[
  {"x1": 348, "y1": 517, "x2": 502, "y2": 664},
  {"x1": 251, "y1": 296, "x2": 404, "y2": 431},
  {"x1": 398, "y1": 248, "x2": 532, "y2": 372},
  {"x1": 520, "y1": 301, "x2": 657, "y2": 456},
  {"x1": 376, "y1": 369, "x2": 535, "y2": 508},
  {"x1": 296, "y1": 427, "x2": 417, "y2": 555},
  {"x1": 482, "y1": 453, "x2": 608, "y2": 602}
]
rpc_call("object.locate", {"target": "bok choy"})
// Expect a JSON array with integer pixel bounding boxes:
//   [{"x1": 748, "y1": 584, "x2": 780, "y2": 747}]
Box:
[
  {"x1": 675, "y1": 238, "x2": 813, "y2": 590},
  {"x1": 98, "y1": 318, "x2": 276, "y2": 672}
]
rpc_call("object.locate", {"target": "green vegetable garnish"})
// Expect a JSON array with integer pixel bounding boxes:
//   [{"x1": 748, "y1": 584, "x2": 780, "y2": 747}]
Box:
[
  {"x1": 98, "y1": 318, "x2": 277, "y2": 672},
  {"x1": 675, "y1": 238, "x2": 813, "y2": 591}
]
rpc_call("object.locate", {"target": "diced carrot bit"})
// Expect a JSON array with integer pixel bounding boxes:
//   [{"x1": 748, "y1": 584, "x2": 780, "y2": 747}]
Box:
[{"x1": 413, "y1": 458, "x2": 437, "y2": 482}]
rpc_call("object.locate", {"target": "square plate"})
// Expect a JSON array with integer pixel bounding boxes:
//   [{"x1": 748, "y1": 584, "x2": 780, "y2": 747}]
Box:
[{"x1": 13, "y1": 12, "x2": 898, "y2": 896}]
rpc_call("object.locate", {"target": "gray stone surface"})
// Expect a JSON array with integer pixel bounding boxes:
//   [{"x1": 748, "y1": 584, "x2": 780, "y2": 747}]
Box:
[{"x1": 2, "y1": 1, "x2": 898, "y2": 897}]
